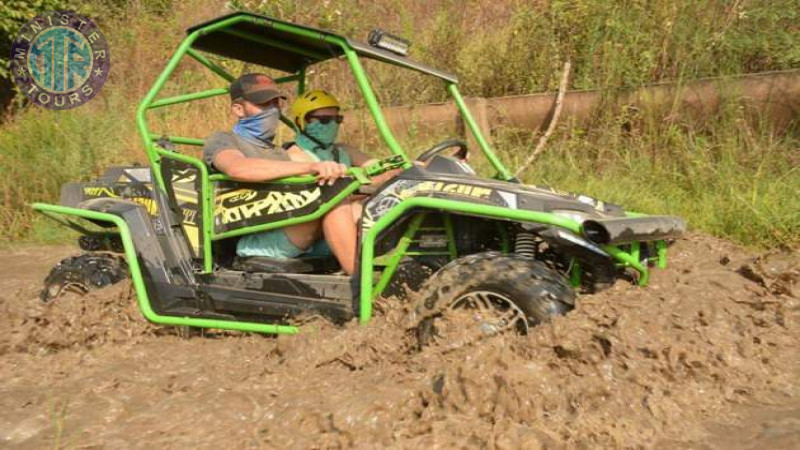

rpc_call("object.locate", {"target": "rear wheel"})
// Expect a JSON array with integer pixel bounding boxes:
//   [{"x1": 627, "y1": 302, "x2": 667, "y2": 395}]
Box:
[
  {"x1": 413, "y1": 252, "x2": 575, "y2": 349},
  {"x1": 40, "y1": 253, "x2": 128, "y2": 303}
]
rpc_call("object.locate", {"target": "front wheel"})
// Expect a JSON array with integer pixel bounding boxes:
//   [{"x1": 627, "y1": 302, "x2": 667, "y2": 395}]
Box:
[{"x1": 412, "y1": 253, "x2": 575, "y2": 349}]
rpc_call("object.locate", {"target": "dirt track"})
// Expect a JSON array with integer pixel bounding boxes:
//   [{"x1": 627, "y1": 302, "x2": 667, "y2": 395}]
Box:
[{"x1": 0, "y1": 234, "x2": 798, "y2": 449}]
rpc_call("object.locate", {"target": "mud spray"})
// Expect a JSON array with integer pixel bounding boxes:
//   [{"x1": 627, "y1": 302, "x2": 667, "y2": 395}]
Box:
[{"x1": 1, "y1": 234, "x2": 798, "y2": 448}]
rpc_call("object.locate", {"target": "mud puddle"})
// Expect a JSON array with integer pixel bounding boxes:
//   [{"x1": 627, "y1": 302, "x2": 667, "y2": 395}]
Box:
[
  {"x1": 686, "y1": 401, "x2": 800, "y2": 449},
  {"x1": 0, "y1": 234, "x2": 798, "y2": 448}
]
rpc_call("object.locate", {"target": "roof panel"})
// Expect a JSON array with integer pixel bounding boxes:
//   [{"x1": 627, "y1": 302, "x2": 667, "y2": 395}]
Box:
[{"x1": 186, "y1": 12, "x2": 458, "y2": 82}]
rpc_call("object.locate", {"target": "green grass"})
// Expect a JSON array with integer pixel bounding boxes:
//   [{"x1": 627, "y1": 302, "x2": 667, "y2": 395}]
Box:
[
  {"x1": 0, "y1": 92, "x2": 139, "y2": 240},
  {"x1": 493, "y1": 111, "x2": 800, "y2": 249},
  {"x1": 1, "y1": 0, "x2": 798, "y2": 249}
]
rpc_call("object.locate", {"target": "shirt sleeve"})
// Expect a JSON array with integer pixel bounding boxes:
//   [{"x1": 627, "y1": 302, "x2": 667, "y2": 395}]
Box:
[{"x1": 202, "y1": 132, "x2": 239, "y2": 168}]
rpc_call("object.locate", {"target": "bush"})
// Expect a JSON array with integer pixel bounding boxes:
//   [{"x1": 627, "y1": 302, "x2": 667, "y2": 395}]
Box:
[{"x1": 1, "y1": 0, "x2": 798, "y2": 248}]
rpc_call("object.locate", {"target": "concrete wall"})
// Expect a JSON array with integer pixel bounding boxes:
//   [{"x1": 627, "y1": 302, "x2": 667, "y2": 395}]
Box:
[{"x1": 340, "y1": 69, "x2": 800, "y2": 148}]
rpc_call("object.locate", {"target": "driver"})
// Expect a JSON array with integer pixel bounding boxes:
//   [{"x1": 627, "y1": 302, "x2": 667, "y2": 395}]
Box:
[{"x1": 203, "y1": 74, "x2": 359, "y2": 274}]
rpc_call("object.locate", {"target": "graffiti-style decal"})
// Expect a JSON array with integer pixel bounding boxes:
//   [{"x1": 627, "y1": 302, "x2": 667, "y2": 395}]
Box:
[
  {"x1": 128, "y1": 197, "x2": 157, "y2": 215},
  {"x1": 215, "y1": 188, "x2": 321, "y2": 226},
  {"x1": 361, "y1": 179, "x2": 408, "y2": 231},
  {"x1": 398, "y1": 181, "x2": 492, "y2": 199},
  {"x1": 182, "y1": 208, "x2": 198, "y2": 225},
  {"x1": 171, "y1": 178, "x2": 199, "y2": 253},
  {"x1": 170, "y1": 169, "x2": 197, "y2": 183},
  {"x1": 158, "y1": 158, "x2": 201, "y2": 257},
  {"x1": 361, "y1": 179, "x2": 507, "y2": 231},
  {"x1": 83, "y1": 186, "x2": 116, "y2": 197},
  {"x1": 82, "y1": 186, "x2": 158, "y2": 215},
  {"x1": 210, "y1": 177, "x2": 352, "y2": 235}
]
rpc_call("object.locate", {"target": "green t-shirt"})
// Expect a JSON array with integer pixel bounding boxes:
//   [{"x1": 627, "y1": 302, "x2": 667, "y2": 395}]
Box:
[{"x1": 298, "y1": 143, "x2": 353, "y2": 167}]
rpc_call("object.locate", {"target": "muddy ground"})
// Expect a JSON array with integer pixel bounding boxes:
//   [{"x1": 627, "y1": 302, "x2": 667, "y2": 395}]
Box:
[{"x1": 0, "y1": 233, "x2": 798, "y2": 449}]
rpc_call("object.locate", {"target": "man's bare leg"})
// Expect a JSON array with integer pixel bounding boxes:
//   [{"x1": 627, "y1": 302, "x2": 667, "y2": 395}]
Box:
[
  {"x1": 349, "y1": 199, "x2": 363, "y2": 223},
  {"x1": 322, "y1": 199, "x2": 358, "y2": 274},
  {"x1": 283, "y1": 220, "x2": 322, "y2": 252}
]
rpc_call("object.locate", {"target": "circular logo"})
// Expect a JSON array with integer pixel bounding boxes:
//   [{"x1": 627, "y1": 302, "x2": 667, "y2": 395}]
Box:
[{"x1": 10, "y1": 11, "x2": 110, "y2": 110}]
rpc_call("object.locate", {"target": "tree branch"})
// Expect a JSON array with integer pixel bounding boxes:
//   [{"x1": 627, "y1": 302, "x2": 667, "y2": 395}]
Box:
[{"x1": 515, "y1": 60, "x2": 572, "y2": 177}]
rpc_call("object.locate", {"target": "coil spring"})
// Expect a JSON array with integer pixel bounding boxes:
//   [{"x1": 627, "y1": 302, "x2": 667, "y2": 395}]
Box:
[{"x1": 514, "y1": 231, "x2": 537, "y2": 257}]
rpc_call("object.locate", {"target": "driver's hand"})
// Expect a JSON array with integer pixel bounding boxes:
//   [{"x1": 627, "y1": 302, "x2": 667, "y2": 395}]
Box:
[{"x1": 310, "y1": 161, "x2": 348, "y2": 186}]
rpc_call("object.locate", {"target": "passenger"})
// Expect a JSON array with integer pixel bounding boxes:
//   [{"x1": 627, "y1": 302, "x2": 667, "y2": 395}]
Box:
[
  {"x1": 203, "y1": 74, "x2": 356, "y2": 273},
  {"x1": 276, "y1": 89, "x2": 399, "y2": 273}
]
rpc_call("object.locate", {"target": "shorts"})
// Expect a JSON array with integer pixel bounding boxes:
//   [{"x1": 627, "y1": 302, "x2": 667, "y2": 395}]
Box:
[
  {"x1": 303, "y1": 239, "x2": 332, "y2": 257},
  {"x1": 236, "y1": 228, "x2": 305, "y2": 259}
]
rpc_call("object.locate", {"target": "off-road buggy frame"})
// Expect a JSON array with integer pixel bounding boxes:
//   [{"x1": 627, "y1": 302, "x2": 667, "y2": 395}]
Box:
[{"x1": 33, "y1": 12, "x2": 685, "y2": 337}]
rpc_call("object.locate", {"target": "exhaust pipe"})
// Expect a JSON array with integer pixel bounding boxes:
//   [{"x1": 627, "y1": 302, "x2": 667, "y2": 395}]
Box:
[{"x1": 582, "y1": 216, "x2": 686, "y2": 245}]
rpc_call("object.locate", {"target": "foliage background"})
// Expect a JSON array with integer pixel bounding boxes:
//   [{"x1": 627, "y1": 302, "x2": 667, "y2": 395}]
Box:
[{"x1": 0, "y1": 0, "x2": 798, "y2": 247}]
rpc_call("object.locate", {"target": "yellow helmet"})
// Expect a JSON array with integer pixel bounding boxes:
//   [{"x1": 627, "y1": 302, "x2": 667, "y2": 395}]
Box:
[{"x1": 287, "y1": 89, "x2": 340, "y2": 131}]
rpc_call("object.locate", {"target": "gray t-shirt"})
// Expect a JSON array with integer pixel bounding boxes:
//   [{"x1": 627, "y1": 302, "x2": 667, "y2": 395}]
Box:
[{"x1": 203, "y1": 131, "x2": 289, "y2": 172}]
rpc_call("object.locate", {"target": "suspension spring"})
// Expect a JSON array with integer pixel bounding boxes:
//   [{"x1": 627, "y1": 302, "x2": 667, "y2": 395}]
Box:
[{"x1": 514, "y1": 231, "x2": 537, "y2": 257}]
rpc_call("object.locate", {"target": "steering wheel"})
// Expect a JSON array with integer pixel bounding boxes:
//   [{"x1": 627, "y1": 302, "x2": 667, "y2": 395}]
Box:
[{"x1": 416, "y1": 139, "x2": 468, "y2": 163}]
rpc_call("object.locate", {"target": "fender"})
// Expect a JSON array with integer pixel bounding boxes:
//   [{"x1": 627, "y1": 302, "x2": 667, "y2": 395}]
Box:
[
  {"x1": 32, "y1": 197, "x2": 298, "y2": 334},
  {"x1": 357, "y1": 195, "x2": 656, "y2": 323}
]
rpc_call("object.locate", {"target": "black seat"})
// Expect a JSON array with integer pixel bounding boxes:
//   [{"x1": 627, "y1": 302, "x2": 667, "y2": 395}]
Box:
[
  {"x1": 232, "y1": 255, "x2": 342, "y2": 274},
  {"x1": 232, "y1": 256, "x2": 316, "y2": 273}
]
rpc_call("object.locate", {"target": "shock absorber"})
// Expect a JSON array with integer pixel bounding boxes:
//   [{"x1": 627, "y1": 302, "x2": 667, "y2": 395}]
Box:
[{"x1": 514, "y1": 230, "x2": 537, "y2": 257}]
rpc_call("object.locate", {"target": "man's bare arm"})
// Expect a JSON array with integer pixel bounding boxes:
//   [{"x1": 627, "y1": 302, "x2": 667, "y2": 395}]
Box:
[
  {"x1": 345, "y1": 146, "x2": 376, "y2": 167},
  {"x1": 214, "y1": 149, "x2": 347, "y2": 184}
]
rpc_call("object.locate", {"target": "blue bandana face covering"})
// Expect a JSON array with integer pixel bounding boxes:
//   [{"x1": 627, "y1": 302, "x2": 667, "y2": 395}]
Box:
[
  {"x1": 233, "y1": 106, "x2": 280, "y2": 146},
  {"x1": 296, "y1": 121, "x2": 339, "y2": 151}
]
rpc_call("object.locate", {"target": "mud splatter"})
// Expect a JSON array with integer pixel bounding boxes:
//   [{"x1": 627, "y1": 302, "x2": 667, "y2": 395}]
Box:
[
  {"x1": 3, "y1": 283, "x2": 166, "y2": 355},
  {"x1": 0, "y1": 235, "x2": 798, "y2": 448}
]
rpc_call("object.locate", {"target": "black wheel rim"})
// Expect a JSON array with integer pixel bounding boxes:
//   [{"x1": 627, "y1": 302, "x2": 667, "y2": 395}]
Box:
[
  {"x1": 424, "y1": 290, "x2": 529, "y2": 350},
  {"x1": 450, "y1": 290, "x2": 530, "y2": 335}
]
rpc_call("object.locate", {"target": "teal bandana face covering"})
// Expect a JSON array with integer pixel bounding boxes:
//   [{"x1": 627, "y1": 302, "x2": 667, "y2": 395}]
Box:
[
  {"x1": 233, "y1": 106, "x2": 280, "y2": 146},
  {"x1": 296, "y1": 120, "x2": 339, "y2": 151}
]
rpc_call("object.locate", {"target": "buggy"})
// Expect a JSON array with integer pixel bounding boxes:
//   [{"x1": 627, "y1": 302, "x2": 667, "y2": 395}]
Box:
[{"x1": 34, "y1": 12, "x2": 685, "y2": 342}]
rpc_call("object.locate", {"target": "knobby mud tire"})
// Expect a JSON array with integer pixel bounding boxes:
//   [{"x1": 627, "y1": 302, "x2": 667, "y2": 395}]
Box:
[
  {"x1": 412, "y1": 252, "x2": 575, "y2": 349},
  {"x1": 40, "y1": 253, "x2": 129, "y2": 303},
  {"x1": 381, "y1": 260, "x2": 435, "y2": 300}
]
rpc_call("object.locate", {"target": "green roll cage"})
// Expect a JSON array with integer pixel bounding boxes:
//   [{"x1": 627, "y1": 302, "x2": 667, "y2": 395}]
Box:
[
  {"x1": 135, "y1": 12, "x2": 513, "y2": 273},
  {"x1": 33, "y1": 12, "x2": 669, "y2": 334}
]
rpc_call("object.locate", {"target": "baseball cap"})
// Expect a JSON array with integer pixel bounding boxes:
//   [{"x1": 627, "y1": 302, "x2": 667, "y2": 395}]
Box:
[{"x1": 229, "y1": 73, "x2": 287, "y2": 104}]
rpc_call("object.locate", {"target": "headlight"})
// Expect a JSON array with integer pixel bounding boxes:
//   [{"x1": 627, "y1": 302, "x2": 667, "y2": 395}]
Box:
[{"x1": 368, "y1": 29, "x2": 410, "y2": 56}]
